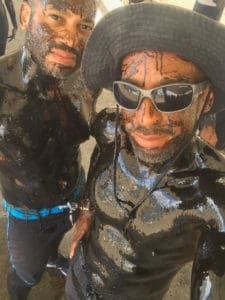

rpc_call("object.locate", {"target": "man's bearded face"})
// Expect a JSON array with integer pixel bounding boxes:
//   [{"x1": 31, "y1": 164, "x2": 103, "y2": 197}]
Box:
[
  {"x1": 120, "y1": 50, "x2": 210, "y2": 171},
  {"x1": 25, "y1": 0, "x2": 96, "y2": 78}
]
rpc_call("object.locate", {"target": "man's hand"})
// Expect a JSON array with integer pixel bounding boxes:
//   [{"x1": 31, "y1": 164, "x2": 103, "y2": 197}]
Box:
[{"x1": 69, "y1": 210, "x2": 93, "y2": 258}]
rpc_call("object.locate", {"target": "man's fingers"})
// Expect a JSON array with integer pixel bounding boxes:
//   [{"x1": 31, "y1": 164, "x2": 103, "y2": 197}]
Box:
[
  {"x1": 69, "y1": 229, "x2": 86, "y2": 258},
  {"x1": 69, "y1": 240, "x2": 78, "y2": 258}
]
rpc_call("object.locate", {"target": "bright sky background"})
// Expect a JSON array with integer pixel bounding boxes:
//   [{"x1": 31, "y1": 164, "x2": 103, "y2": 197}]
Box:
[{"x1": 96, "y1": 0, "x2": 225, "y2": 23}]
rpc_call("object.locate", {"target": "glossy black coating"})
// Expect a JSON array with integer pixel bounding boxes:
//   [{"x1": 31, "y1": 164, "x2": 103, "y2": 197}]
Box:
[
  {"x1": 74, "y1": 108, "x2": 225, "y2": 300},
  {"x1": 0, "y1": 48, "x2": 95, "y2": 208}
]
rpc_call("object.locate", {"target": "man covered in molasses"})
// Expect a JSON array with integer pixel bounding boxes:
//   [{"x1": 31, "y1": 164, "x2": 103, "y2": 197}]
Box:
[
  {"x1": 67, "y1": 3, "x2": 225, "y2": 300},
  {"x1": 0, "y1": 0, "x2": 97, "y2": 298}
]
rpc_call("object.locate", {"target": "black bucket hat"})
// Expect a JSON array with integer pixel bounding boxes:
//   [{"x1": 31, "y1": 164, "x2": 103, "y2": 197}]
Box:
[{"x1": 81, "y1": 2, "x2": 225, "y2": 113}]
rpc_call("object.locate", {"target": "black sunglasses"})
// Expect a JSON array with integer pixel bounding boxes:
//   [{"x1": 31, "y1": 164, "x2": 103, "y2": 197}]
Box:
[{"x1": 113, "y1": 81, "x2": 208, "y2": 113}]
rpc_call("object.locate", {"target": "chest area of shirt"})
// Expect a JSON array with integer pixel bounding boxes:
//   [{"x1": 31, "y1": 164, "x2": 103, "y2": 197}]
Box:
[
  {"x1": 0, "y1": 87, "x2": 89, "y2": 146},
  {"x1": 94, "y1": 165, "x2": 223, "y2": 236}
]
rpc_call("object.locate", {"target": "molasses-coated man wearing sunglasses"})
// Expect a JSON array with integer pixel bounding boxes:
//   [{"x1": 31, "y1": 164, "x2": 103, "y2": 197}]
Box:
[{"x1": 66, "y1": 3, "x2": 225, "y2": 300}]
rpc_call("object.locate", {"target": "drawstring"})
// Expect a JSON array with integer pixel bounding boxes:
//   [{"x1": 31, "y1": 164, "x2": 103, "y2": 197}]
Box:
[{"x1": 113, "y1": 105, "x2": 120, "y2": 200}]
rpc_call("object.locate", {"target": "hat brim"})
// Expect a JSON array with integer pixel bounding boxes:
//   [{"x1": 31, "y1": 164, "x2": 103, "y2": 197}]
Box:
[{"x1": 81, "y1": 3, "x2": 225, "y2": 112}]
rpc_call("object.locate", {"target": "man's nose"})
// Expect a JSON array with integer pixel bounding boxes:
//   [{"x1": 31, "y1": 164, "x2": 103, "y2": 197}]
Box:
[
  {"x1": 135, "y1": 97, "x2": 163, "y2": 126},
  {"x1": 58, "y1": 28, "x2": 80, "y2": 48}
]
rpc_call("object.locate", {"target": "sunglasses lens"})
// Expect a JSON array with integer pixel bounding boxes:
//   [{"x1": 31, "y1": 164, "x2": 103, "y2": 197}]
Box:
[
  {"x1": 152, "y1": 85, "x2": 193, "y2": 112},
  {"x1": 114, "y1": 83, "x2": 140, "y2": 110}
]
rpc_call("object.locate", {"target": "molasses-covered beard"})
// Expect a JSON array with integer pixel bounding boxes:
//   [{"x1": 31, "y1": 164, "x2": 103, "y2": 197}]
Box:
[
  {"x1": 122, "y1": 121, "x2": 193, "y2": 171},
  {"x1": 128, "y1": 133, "x2": 191, "y2": 166},
  {"x1": 25, "y1": 29, "x2": 82, "y2": 79}
]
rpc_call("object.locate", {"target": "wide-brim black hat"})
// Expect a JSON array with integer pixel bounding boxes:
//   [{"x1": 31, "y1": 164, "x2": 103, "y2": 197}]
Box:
[{"x1": 81, "y1": 2, "x2": 225, "y2": 112}]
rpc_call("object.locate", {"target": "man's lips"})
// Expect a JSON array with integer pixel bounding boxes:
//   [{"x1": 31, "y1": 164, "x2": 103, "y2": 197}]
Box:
[
  {"x1": 48, "y1": 49, "x2": 76, "y2": 66},
  {"x1": 131, "y1": 132, "x2": 173, "y2": 149}
]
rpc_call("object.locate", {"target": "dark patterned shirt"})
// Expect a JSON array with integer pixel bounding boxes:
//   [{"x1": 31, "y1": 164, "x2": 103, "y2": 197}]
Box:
[{"x1": 0, "y1": 47, "x2": 96, "y2": 208}]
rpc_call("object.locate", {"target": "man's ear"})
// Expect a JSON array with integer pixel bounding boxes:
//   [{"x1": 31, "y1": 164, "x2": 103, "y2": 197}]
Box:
[
  {"x1": 202, "y1": 86, "x2": 214, "y2": 113},
  {"x1": 20, "y1": 2, "x2": 31, "y2": 30}
]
